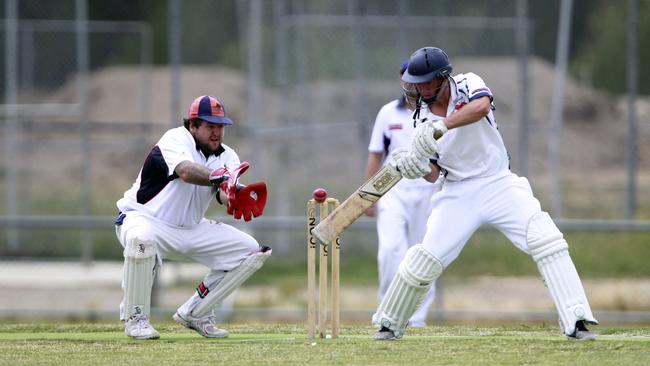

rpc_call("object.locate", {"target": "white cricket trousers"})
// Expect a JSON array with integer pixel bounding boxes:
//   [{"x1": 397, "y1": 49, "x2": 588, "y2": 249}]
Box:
[
  {"x1": 421, "y1": 171, "x2": 541, "y2": 266},
  {"x1": 377, "y1": 182, "x2": 440, "y2": 327},
  {"x1": 115, "y1": 211, "x2": 260, "y2": 319},
  {"x1": 116, "y1": 211, "x2": 260, "y2": 270}
]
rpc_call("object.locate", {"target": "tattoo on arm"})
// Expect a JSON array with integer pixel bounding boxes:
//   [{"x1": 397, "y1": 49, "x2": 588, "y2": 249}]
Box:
[{"x1": 175, "y1": 161, "x2": 212, "y2": 186}]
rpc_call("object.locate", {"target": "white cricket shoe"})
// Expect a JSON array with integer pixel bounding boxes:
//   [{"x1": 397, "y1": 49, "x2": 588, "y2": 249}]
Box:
[
  {"x1": 173, "y1": 312, "x2": 229, "y2": 338},
  {"x1": 374, "y1": 326, "x2": 397, "y2": 340},
  {"x1": 124, "y1": 313, "x2": 160, "y2": 340},
  {"x1": 567, "y1": 320, "x2": 596, "y2": 341}
]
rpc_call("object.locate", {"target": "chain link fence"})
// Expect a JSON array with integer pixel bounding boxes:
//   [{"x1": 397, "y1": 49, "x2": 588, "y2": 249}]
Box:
[{"x1": 1, "y1": 0, "x2": 648, "y2": 262}]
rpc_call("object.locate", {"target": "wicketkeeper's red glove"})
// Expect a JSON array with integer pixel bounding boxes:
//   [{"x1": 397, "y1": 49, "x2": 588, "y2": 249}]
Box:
[
  {"x1": 228, "y1": 182, "x2": 268, "y2": 221},
  {"x1": 209, "y1": 161, "x2": 250, "y2": 208}
]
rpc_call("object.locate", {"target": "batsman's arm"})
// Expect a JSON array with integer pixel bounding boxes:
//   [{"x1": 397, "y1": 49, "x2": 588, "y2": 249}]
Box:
[
  {"x1": 440, "y1": 96, "x2": 491, "y2": 130},
  {"x1": 423, "y1": 163, "x2": 441, "y2": 183}
]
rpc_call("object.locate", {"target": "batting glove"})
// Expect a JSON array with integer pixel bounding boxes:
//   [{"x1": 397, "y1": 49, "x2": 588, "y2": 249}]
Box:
[
  {"x1": 411, "y1": 121, "x2": 438, "y2": 160},
  {"x1": 392, "y1": 148, "x2": 431, "y2": 179}
]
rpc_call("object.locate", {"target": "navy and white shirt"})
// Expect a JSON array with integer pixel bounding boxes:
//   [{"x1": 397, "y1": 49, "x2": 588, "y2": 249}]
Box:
[
  {"x1": 433, "y1": 72, "x2": 509, "y2": 181},
  {"x1": 117, "y1": 126, "x2": 240, "y2": 227}
]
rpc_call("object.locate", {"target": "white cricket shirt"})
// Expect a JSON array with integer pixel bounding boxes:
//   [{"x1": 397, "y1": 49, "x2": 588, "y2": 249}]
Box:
[
  {"x1": 434, "y1": 72, "x2": 510, "y2": 181},
  {"x1": 117, "y1": 126, "x2": 240, "y2": 227},
  {"x1": 368, "y1": 98, "x2": 433, "y2": 188}
]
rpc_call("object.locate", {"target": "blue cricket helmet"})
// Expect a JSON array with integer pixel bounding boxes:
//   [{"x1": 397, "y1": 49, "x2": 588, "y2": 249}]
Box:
[{"x1": 402, "y1": 47, "x2": 453, "y2": 83}]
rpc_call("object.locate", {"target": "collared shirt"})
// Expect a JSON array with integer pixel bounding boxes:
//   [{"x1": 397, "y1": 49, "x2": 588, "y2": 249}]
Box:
[
  {"x1": 117, "y1": 126, "x2": 240, "y2": 227},
  {"x1": 434, "y1": 72, "x2": 510, "y2": 181}
]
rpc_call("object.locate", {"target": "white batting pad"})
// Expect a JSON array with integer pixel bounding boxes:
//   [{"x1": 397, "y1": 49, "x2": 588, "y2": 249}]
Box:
[
  {"x1": 190, "y1": 247, "x2": 272, "y2": 318},
  {"x1": 372, "y1": 244, "x2": 443, "y2": 338},
  {"x1": 527, "y1": 212, "x2": 598, "y2": 335},
  {"x1": 121, "y1": 237, "x2": 157, "y2": 320}
]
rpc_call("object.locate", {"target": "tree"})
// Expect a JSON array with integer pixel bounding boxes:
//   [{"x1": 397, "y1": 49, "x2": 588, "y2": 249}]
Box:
[{"x1": 572, "y1": 0, "x2": 650, "y2": 95}]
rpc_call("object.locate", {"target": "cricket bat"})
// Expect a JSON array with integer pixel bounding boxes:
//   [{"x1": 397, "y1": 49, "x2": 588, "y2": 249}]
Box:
[
  {"x1": 311, "y1": 127, "x2": 442, "y2": 245},
  {"x1": 311, "y1": 163, "x2": 402, "y2": 245}
]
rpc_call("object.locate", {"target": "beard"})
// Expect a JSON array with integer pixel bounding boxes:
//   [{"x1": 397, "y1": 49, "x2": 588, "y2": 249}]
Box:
[{"x1": 195, "y1": 139, "x2": 221, "y2": 156}]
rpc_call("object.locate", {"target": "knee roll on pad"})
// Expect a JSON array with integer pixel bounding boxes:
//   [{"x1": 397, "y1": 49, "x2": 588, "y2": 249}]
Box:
[
  {"x1": 399, "y1": 244, "x2": 442, "y2": 286},
  {"x1": 526, "y1": 212, "x2": 568, "y2": 262},
  {"x1": 122, "y1": 237, "x2": 158, "y2": 320},
  {"x1": 191, "y1": 247, "x2": 272, "y2": 318},
  {"x1": 526, "y1": 212, "x2": 598, "y2": 335},
  {"x1": 372, "y1": 244, "x2": 443, "y2": 338}
]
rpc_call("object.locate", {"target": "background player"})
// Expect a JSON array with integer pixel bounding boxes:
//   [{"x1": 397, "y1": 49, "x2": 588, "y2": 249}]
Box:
[
  {"x1": 365, "y1": 61, "x2": 442, "y2": 328},
  {"x1": 373, "y1": 47, "x2": 598, "y2": 341},
  {"x1": 115, "y1": 95, "x2": 270, "y2": 339}
]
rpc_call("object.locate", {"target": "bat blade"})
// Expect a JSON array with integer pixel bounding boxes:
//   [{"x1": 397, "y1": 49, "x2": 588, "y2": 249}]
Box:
[{"x1": 312, "y1": 163, "x2": 402, "y2": 245}]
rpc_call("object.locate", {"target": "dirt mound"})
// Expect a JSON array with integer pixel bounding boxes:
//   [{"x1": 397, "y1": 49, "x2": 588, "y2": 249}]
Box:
[
  {"x1": 33, "y1": 57, "x2": 649, "y2": 217},
  {"x1": 44, "y1": 57, "x2": 648, "y2": 170}
]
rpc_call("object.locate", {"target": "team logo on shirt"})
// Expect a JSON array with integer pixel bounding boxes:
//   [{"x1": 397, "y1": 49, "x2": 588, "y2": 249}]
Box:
[{"x1": 388, "y1": 123, "x2": 403, "y2": 130}]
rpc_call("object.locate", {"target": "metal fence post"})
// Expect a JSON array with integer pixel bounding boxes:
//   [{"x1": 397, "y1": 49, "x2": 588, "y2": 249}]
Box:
[{"x1": 4, "y1": 0, "x2": 20, "y2": 252}]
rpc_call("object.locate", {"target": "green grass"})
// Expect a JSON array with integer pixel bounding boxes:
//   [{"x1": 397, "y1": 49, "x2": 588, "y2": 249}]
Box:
[{"x1": 0, "y1": 323, "x2": 648, "y2": 366}]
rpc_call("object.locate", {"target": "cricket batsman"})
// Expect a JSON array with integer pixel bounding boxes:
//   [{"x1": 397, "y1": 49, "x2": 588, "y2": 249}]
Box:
[{"x1": 372, "y1": 47, "x2": 598, "y2": 341}]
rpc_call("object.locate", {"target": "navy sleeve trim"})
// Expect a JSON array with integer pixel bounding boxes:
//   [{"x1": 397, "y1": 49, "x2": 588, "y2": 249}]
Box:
[{"x1": 469, "y1": 92, "x2": 492, "y2": 102}]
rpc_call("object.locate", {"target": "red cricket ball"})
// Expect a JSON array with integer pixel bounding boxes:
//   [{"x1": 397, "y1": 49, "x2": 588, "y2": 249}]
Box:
[{"x1": 312, "y1": 188, "x2": 328, "y2": 203}]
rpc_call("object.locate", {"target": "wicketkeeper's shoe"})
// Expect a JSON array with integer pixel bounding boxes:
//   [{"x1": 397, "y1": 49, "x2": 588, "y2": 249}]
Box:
[
  {"x1": 567, "y1": 320, "x2": 596, "y2": 341},
  {"x1": 374, "y1": 326, "x2": 397, "y2": 341},
  {"x1": 173, "y1": 312, "x2": 229, "y2": 338},
  {"x1": 124, "y1": 313, "x2": 160, "y2": 340}
]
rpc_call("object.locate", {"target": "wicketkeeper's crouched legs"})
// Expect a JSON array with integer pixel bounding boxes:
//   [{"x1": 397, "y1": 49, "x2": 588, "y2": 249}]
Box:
[
  {"x1": 176, "y1": 246, "x2": 272, "y2": 320},
  {"x1": 527, "y1": 212, "x2": 598, "y2": 336},
  {"x1": 372, "y1": 244, "x2": 443, "y2": 338}
]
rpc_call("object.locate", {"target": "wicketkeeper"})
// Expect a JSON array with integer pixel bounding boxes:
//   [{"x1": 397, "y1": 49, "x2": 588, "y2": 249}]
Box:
[
  {"x1": 115, "y1": 95, "x2": 270, "y2": 339},
  {"x1": 373, "y1": 47, "x2": 598, "y2": 341}
]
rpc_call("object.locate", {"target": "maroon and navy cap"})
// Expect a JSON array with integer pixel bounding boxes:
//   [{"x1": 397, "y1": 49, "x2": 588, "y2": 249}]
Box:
[
  {"x1": 400, "y1": 60, "x2": 409, "y2": 75},
  {"x1": 188, "y1": 95, "x2": 233, "y2": 125}
]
